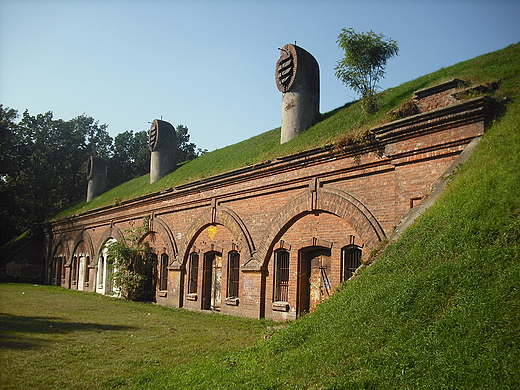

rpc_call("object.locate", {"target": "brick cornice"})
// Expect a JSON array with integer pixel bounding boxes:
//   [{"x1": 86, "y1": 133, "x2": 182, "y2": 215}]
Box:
[
  {"x1": 52, "y1": 96, "x2": 495, "y2": 233},
  {"x1": 373, "y1": 96, "x2": 494, "y2": 142}
]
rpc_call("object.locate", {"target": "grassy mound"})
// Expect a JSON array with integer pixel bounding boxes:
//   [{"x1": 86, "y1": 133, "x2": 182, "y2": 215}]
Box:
[
  {"x1": 125, "y1": 43, "x2": 519, "y2": 388},
  {"x1": 38, "y1": 43, "x2": 520, "y2": 389},
  {"x1": 55, "y1": 42, "x2": 518, "y2": 219}
]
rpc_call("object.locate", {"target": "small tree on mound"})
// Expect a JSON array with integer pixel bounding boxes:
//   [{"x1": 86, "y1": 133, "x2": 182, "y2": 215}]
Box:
[
  {"x1": 106, "y1": 217, "x2": 157, "y2": 301},
  {"x1": 335, "y1": 28, "x2": 399, "y2": 115}
]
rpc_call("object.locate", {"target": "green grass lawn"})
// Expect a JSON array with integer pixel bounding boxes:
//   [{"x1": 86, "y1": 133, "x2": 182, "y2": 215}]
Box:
[{"x1": 0, "y1": 284, "x2": 274, "y2": 390}]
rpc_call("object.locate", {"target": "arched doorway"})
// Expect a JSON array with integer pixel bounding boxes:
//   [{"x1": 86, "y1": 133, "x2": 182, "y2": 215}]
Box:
[
  {"x1": 97, "y1": 238, "x2": 116, "y2": 296},
  {"x1": 53, "y1": 255, "x2": 63, "y2": 285},
  {"x1": 50, "y1": 242, "x2": 67, "y2": 286}
]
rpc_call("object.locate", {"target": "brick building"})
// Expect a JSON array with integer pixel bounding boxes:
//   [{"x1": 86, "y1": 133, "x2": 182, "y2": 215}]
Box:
[{"x1": 44, "y1": 80, "x2": 495, "y2": 321}]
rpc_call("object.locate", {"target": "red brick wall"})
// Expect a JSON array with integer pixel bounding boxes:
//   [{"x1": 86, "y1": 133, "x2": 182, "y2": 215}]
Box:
[
  {"x1": 44, "y1": 87, "x2": 494, "y2": 320},
  {"x1": 413, "y1": 79, "x2": 463, "y2": 112}
]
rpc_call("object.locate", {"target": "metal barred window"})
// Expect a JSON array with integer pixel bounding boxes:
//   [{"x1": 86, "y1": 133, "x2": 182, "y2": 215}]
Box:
[
  {"x1": 274, "y1": 250, "x2": 290, "y2": 302},
  {"x1": 71, "y1": 256, "x2": 78, "y2": 281},
  {"x1": 342, "y1": 246, "x2": 362, "y2": 281},
  {"x1": 227, "y1": 251, "x2": 240, "y2": 298},
  {"x1": 160, "y1": 254, "x2": 169, "y2": 291},
  {"x1": 84, "y1": 256, "x2": 90, "y2": 283},
  {"x1": 188, "y1": 252, "x2": 199, "y2": 294}
]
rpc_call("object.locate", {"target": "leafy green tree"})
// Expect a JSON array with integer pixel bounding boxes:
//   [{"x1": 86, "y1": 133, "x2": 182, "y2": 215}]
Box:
[
  {"x1": 0, "y1": 106, "x2": 206, "y2": 246},
  {"x1": 105, "y1": 217, "x2": 156, "y2": 301},
  {"x1": 0, "y1": 105, "x2": 19, "y2": 176},
  {"x1": 55, "y1": 115, "x2": 113, "y2": 204},
  {"x1": 335, "y1": 28, "x2": 399, "y2": 115},
  {"x1": 109, "y1": 130, "x2": 149, "y2": 187},
  {"x1": 68, "y1": 115, "x2": 113, "y2": 160},
  {"x1": 15, "y1": 111, "x2": 112, "y2": 216},
  {"x1": 0, "y1": 108, "x2": 113, "y2": 244},
  {"x1": 0, "y1": 105, "x2": 22, "y2": 245},
  {"x1": 176, "y1": 124, "x2": 206, "y2": 163}
]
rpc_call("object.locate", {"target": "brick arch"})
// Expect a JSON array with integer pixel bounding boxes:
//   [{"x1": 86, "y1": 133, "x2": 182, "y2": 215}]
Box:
[
  {"x1": 149, "y1": 216, "x2": 178, "y2": 260},
  {"x1": 176, "y1": 205, "x2": 255, "y2": 268},
  {"x1": 295, "y1": 237, "x2": 334, "y2": 251},
  {"x1": 217, "y1": 206, "x2": 255, "y2": 256},
  {"x1": 72, "y1": 230, "x2": 95, "y2": 265},
  {"x1": 51, "y1": 235, "x2": 71, "y2": 262},
  {"x1": 317, "y1": 187, "x2": 385, "y2": 244},
  {"x1": 48, "y1": 236, "x2": 71, "y2": 284},
  {"x1": 249, "y1": 187, "x2": 385, "y2": 270},
  {"x1": 97, "y1": 225, "x2": 124, "y2": 259},
  {"x1": 201, "y1": 243, "x2": 224, "y2": 254}
]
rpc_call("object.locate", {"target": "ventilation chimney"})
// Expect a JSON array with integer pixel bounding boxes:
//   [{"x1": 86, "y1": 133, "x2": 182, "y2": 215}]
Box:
[
  {"x1": 86, "y1": 156, "x2": 107, "y2": 202},
  {"x1": 276, "y1": 44, "x2": 320, "y2": 144},
  {"x1": 149, "y1": 119, "x2": 177, "y2": 184}
]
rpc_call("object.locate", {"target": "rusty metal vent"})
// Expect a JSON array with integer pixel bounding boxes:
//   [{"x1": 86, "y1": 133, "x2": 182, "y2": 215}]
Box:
[
  {"x1": 148, "y1": 119, "x2": 158, "y2": 151},
  {"x1": 276, "y1": 44, "x2": 297, "y2": 92}
]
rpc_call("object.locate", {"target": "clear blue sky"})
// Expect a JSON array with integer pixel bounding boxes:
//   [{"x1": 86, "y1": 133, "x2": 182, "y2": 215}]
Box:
[{"x1": 1, "y1": 0, "x2": 519, "y2": 152}]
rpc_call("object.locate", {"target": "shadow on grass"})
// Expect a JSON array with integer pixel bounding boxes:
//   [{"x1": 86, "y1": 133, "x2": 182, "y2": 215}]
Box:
[{"x1": 0, "y1": 313, "x2": 136, "y2": 350}]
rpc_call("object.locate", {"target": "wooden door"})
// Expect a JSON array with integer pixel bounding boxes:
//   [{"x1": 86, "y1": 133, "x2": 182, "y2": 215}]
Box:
[{"x1": 299, "y1": 248, "x2": 331, "y2": 315}]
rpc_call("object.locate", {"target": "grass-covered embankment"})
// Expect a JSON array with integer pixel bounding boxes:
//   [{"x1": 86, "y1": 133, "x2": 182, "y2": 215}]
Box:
[
  {"x1": 127, "y1": 83, "x2": 520, "y2": 389},
  {"x1": 129, "y1": 44, "x2": 520, "y2": 388},
  {"x1": 57, "y1": 42, "x2": 519, "y2": 219},
  {"x1": 132, "y1": 114, "x2": 520, "y2": 389},
  {"x1": 6, "y1": 43, "x2": 519, "y2": 389}
]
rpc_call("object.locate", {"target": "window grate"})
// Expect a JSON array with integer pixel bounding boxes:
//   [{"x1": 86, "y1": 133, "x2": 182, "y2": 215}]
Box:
[
  {"x1": 227, "y1": 251, "x2": 240, "y2": 298},
  {"x1": 342, "y1": 246, "x2": 362, "y2": 281},
  {"x1": 160, "y1": 254, "x2": 169, "y2": 291},
  {"x1": 274, "y1": 250, "x2": 290, "y2": 302},
  {"x1": 188, "y1": 253, "x2": 199, "y2": 294}
]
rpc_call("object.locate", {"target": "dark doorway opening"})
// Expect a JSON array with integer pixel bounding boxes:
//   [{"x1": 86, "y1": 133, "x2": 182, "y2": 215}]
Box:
[
  {"x1": 298, "y1": 247, "x2": 331, "y2": 316},
  {"x1": 202, "y1": 251, "x2": 223, "y2": 311}
]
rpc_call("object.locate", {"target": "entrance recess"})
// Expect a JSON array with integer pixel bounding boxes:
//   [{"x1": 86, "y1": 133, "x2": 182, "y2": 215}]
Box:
[
  {"x1": 202, "y1": 251, "x2": 223, "y2": 310},
  {"x1": 298, "y1": 247, "x2": 331, "y2": 315}
]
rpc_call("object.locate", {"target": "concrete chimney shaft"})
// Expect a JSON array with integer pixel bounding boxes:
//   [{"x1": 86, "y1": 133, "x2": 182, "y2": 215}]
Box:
[
  {"x1": 276, "y1": 44, "x2": 320, "y2": 144},
  {"x1": 86, "y1": 156, "x2": 107, "y2": 202},
  {"x1": 149, "y1": 119, "x2": 177, "y2": 184}
]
